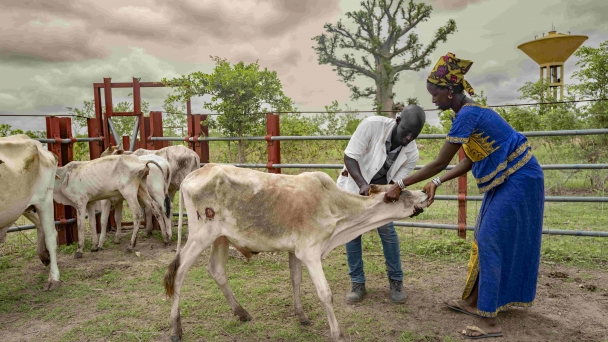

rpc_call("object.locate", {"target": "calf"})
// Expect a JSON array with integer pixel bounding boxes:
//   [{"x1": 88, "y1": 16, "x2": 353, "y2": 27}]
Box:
[
  {"x1": 0, "y1": 135, "x2": 61, "y2": 290},
  {"x1": 52, "y1": 155, "x2": 163, "y2": 257},
  {"x1": 94, "y1": 153, "x2": 173, "y2": 249},
  {"x1": 163, "y1": 164, "x2": 428, "y2": 342},
  {"x1": 101, "y1": 145, "x2": 200, "y2": 233}
]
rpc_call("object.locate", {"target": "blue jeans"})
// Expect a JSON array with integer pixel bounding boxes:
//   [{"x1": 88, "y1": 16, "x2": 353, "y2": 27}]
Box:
[{"x1": 345, "y1": 221, "x2": 403, "y2": 283}]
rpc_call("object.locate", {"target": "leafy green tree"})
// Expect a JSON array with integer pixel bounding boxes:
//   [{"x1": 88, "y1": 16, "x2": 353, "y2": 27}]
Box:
[
  {"x1": 312, "y1": 0, "x2": 457, "y2": 117},
  {"x1": 67, "y1": 97, "x2": 151, "y2": 138},
  {"x1": 0, "y1": 123, "x2": 45, "y2": 139},
  {"x1": 569, "y1": 40, "x2": 608, "y2": 130},
  {"x1": 162, "y1": 56, "x2": 294, "y2": 163}
]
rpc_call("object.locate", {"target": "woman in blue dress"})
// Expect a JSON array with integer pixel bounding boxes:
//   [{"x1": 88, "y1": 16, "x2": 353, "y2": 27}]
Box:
[{"x1": 384, "y1": 52, "x2": 545, "y2": 339}]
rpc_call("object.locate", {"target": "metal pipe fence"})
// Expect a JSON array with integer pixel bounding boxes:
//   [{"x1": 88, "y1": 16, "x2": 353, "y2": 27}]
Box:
[
  {"x1": 199, "y1": 162, "x2": 608, "y2": 171},
  {"x1": 150, "y1": 128, "x2": 608, "y2": 142},
  {"x1": 35, "y1": 137, "x2": 103, "y2": 144},
  {"x1": 169, "y1": 213, "x2": 608, "y2": 237}
]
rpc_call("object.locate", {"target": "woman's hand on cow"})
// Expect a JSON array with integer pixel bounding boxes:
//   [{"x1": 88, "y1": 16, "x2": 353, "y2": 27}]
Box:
[
  {"x1": 383, "y1": 184, "x2": 402, "y2": 203},
  {"x1": 423, "y1": 182, "x2": 437, "y2": 207}
]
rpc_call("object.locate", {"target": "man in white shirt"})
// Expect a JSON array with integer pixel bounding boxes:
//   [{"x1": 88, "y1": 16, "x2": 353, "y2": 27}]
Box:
[{"x1": 336, "y1": 105, "x2": 426, "y2": 304}]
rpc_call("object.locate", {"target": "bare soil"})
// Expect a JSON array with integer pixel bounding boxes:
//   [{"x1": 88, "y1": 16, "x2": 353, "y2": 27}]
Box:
[{"x1": 1, "y1": 231, "x2": 607, "y2": 342}]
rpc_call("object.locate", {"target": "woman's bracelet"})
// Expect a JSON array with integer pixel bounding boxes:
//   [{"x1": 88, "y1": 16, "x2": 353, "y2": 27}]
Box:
[
  {"x1": 397, "y1": 179, "x2": 407, "y2": 190},
  {"x1": 432, "y1": 177, "x2": 442, "y2": 187}
]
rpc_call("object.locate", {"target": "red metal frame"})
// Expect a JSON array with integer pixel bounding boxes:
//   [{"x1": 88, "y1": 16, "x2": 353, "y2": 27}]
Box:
[
  {"x1": 265, "y1": 113, "x2": 281, "y2": 174},
  {"x1": 46, "y1": 117, "x2": 79, "y2": 245}
]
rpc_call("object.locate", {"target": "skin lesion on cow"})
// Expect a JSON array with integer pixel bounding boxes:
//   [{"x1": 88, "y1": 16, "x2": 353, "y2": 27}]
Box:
[{"x1": 205, "y1": 208, "x2": 215, "y2": 220}]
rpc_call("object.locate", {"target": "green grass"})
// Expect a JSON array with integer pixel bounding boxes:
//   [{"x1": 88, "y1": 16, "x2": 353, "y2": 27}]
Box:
[{"x1": 1, "y1": 136, "x2": 606, "y2": 341}]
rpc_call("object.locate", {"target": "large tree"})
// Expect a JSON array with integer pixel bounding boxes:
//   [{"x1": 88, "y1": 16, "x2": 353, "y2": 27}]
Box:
[
  {"x1": 162, "y1": 56, "x2": 294, "y2": 163},
  {"x1": 312, "y1": 0, "x2": 457, "y2": 117}
]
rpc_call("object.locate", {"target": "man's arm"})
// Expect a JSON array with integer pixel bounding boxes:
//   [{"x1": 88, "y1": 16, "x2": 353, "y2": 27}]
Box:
[
  {"x1": 344, "y1": 155, "x2": 371, "y2": 196},
  {"x1": 343, "y1": 119, "x2": 373, "y2": 196}
]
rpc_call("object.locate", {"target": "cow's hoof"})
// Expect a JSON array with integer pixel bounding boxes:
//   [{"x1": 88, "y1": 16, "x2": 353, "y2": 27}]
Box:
[
  {"x1": 74, "y1": 252, "x2": 83, "y2": 259},
  {"x1": 91, "y1": 247, "x2": 99, "y2": 252},
  {"x1": 113, "y1": 239, "x2": 121, "y2": 244},
  {"x1": 43, "y1": 280, "x2": 62, "y2": 291},
  {"x1": 300, "y1": 319, "x2": 311, "y2": 326},
  {"x1": 40, "y1": 257, "x2": 51, "y2": 267},
  {"x1": 163, "y1": 241, "x2": 170, "y2": 248},
  {"x1": 170, "y1": 336, "x2": 181, "y2": 342},
  {"x1": 126, "y1": 246, "x2": 134, "y2": 253},
  {"x1": 234, "y1": 306, "x2": 252, "y2": 322}
]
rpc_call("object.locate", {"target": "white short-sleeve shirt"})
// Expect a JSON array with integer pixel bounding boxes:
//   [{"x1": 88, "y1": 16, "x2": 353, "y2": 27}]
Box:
[{"x1": 336, "y1": 116, "x2": 419, "y2": 194}]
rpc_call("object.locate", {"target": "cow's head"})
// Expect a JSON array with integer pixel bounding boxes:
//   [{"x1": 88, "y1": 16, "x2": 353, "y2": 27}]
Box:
[
  {"x1": 369, "y1": 184, "x2": 429, "y2": 210},
  {"x1": 100, "y1": 146, "x2": 125, "y2": 157}
]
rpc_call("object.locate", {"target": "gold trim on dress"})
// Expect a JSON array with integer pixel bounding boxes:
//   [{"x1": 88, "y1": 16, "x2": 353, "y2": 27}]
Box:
[
  {"x1": 462, "y1": 103, "x2": 490, "y2": 109},
  {"x1": 476, "y1": 141, "x2": 531, "y2": 184},
  {"x1": 462, "y1": 240, "x2": 479, "y2": 300},
  {"x1": 478, "y1": 150, "x2": 533, "y2": 193},
  {"x1": 462, "y1": 129, "x2": 500, "y2": 162},
  {"x1": 477, "y1": 301, "x2": 535, "y2": 318}
]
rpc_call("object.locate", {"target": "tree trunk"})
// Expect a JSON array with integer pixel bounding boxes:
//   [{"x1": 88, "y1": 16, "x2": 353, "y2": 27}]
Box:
[
  {"x1": 376, "y1": 78, "x2": 395, "y2": 118},
  {"x1": 237, "y1": 122, "x2": 245, "y2": 163},
  {"x1": 375, "y1": 58, "x2": 395, "y2": 118}
]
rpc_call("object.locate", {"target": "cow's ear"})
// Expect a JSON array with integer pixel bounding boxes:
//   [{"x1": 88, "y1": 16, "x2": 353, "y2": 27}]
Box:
[
  {"x1": 116, "y1": 149, "x2": 125, "y2": 155},
  {"x1": 369, "y1": 184, "x2": 384, "y2": 194}
]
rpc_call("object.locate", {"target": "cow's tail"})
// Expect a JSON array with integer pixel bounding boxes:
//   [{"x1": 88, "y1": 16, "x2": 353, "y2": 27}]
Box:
[
  {"x1": 145, "y1": 160, "x2": 171, "y2": 218},
  {"x1": 176, "y1": 188, "x2": 184, "y2": 255},
  {"x1": 163, "y1": 164, "x2": 172, "y2": 218},
  {"x1": 163, "y1": 187, "x2": 183, "y2": 298},
  {"x1": 163, "y1": 251, "x2": 180, "y2": 298}
]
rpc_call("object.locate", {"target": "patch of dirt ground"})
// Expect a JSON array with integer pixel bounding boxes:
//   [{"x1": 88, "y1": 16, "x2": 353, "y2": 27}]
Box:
[{"x1": 1, "y1": 230, "x2": 607, "y2": 342}]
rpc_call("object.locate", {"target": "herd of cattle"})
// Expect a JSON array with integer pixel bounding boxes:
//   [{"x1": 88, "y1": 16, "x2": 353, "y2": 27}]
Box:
[{"x1": 0, "y1": 134, "x2": 429, "y2": 342}]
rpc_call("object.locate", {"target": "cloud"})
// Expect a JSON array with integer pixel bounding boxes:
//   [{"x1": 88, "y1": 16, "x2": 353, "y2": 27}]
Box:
[{"x1": 427, "y1": 0, "x2": 485, "y2": 11}]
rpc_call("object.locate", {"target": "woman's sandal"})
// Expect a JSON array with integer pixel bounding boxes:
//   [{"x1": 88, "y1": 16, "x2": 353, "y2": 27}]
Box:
[
  {"x1": 461, "y1": 325, "x2": 503, "y2": 339},
  {"x1": 443, "y1": 299, "x2": 482, "y2": 318}
]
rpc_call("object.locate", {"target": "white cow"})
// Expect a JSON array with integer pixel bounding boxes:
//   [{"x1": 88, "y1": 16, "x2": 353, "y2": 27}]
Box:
[
  {"x1": 52, "y1": 155, "x2": 164, "y2": 257},
  {"x1": 163, "y1": 164, "x2": 429, "y2": 342},
  {"x1": 93, "y1": 153, "x2": 173, "y2": 250},
  {"x1": 0, "y1": 134, "x2": 61, "y2": 290},
  {"x1": 101, "y1": 145, "x2": 200, "y2": 234}
]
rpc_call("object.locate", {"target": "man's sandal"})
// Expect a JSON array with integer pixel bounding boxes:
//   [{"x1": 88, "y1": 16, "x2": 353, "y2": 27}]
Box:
[{"x1": 461, "y1": 325, "x2": 503, "y2": 339}]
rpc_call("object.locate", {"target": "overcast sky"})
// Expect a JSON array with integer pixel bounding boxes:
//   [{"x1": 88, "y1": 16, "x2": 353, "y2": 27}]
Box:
[{"x1": 1, "y1": 0, "x2": 607, "y2": 132}]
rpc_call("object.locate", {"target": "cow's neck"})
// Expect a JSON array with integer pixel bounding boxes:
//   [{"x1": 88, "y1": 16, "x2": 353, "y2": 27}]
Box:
[{"x1": 322, "y1": 193, "x2": 406, "y2": 258}]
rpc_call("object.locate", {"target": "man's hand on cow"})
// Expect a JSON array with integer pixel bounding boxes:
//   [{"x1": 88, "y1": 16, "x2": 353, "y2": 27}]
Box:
[
  {"x1": 359, "y1": 184, "x2": 371, "y2": 196},
  {"x1": 383, "y1": 184, "x2": 402, "y2": 203},
  {"x1": 409, "y1": 205, "x2": 424, "y2": 217},
  {"x1": 423, "y1": 182, "x2": 437, "y2": 207}
]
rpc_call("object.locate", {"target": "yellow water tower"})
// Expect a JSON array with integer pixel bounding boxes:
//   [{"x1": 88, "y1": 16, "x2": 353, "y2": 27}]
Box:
[{"x1": 517, "y1": 29, "x2": 588, "y2": 100}]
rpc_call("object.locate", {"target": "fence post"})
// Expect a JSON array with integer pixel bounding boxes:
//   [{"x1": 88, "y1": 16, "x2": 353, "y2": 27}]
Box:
[
  {"x1": 266, "y1": 113, "x2": 281, "y2": 174},
  {"x1": 149, "y1": 111, "x2": 166, "y2": 149},
  {"x1": 46, "y1": 116, "x2": 79, "y2": 245},
  {"x1": 457, "y1": 148, "x2": 467, "y2": 239},
  {"x1": 87, "y1": 118, "x2": 103, "y2": 234}
]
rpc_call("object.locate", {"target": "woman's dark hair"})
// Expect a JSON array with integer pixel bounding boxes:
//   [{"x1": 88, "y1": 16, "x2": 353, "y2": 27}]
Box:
[{"x1": 427, "y1": 80, "x2": 464, "y2": 94}]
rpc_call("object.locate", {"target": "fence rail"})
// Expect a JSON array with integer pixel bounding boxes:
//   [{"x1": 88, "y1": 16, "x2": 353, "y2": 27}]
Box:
[
  {"x1": 149, "y1": 128, "x2": 608, "y2": 142},
  {"x1": 169, "y1": 213, "x2": 608, "y2": 237}
]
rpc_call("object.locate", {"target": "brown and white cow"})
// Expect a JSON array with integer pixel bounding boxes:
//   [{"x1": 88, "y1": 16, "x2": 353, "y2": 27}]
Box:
[
  {"x1": 0, "y1": 134, "x2": 61, "y2": 290},
  {"x1": 163, "y1": 163, "x2": 429, "y2": 342},
  {"x1": 52, "y1": 155, "x2": 164, "y2": 257},
  {"x1": 101, "y1": 145, "x2": 200, "y2": 233}
]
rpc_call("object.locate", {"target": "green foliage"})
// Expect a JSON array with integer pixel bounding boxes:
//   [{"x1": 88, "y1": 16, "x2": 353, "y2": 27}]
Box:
[
  {"x1": 67, "y1": 97, "x2": 151, "y2": 138},
  {"x1": 0, "y1": 124, "x2": 46, "y2": 139},
  {"x1": 163, "y1": 56, "x2": 295, "y2": 162},
  {"x1": 312, "y1": 0, "x2": 457, "y2": 115}
]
